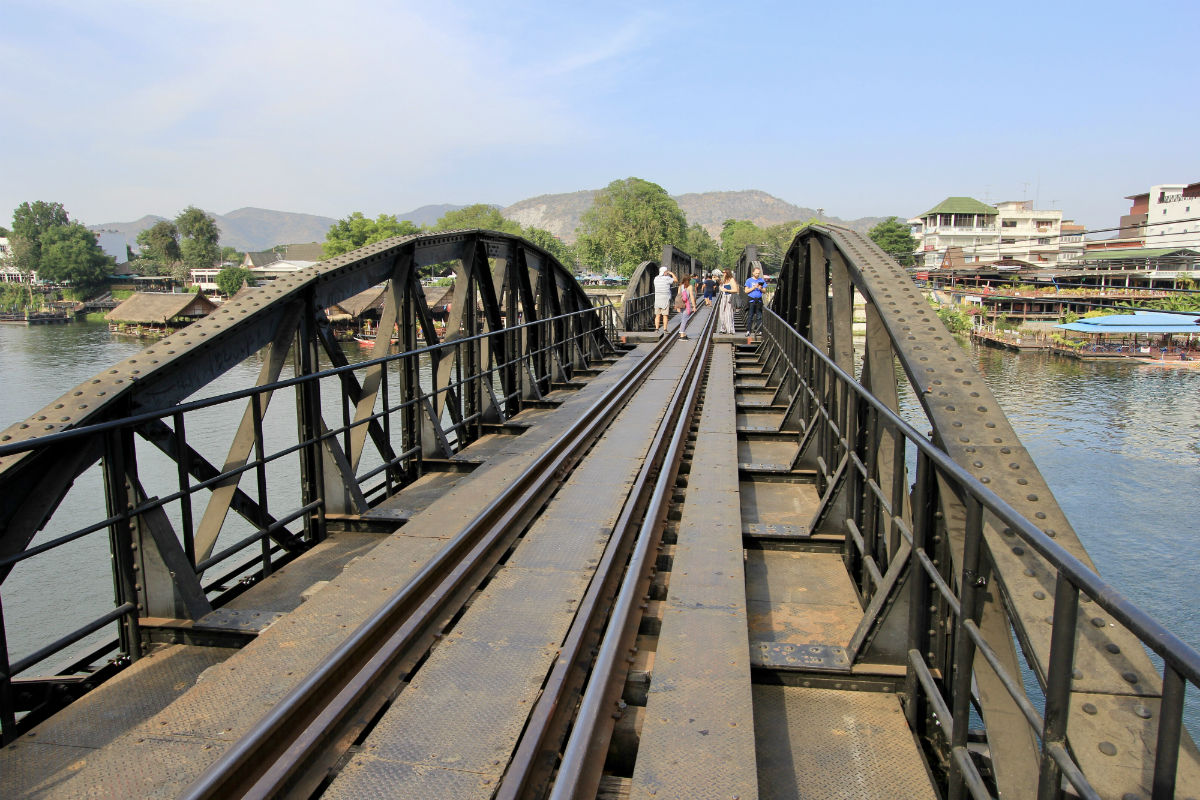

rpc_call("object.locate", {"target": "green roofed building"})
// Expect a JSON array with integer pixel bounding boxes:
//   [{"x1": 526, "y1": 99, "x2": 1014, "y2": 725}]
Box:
[{"x1": 909, "y1": 197, "x2": 1000, "y2": 269}]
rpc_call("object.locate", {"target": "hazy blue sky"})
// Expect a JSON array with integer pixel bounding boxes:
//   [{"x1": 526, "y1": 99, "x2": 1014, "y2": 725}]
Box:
[{"x1": 2, "y1": 0, "x2": 1196, "y2": 232}]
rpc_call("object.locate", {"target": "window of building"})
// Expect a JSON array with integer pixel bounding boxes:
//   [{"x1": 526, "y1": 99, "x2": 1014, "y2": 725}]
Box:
[
  {"x1": 1001, "y1": 220, "x2": 1017, "y2": 228},
  {"x1": 1038, "y1": 238, "x2": 1051, "y2": 245},
  {"x1": 1001, "y1": 238, "x2": 1016, "y2": 244}
]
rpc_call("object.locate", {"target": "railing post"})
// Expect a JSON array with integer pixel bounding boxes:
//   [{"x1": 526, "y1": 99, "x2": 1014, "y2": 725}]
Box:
[
  {"x1": 294, "y1": 295, "x2": 326, "y2": 544},
  {"x1": 905, "y1": 451, "x2": 938, "y2": 733},
  {"x1": 252, "y1": 393, "x2": 272, "y2": 576},
  {"x1": 1152, "y1": 664, "x2": 1185, "y2": 798},
  {"x1": 1037, "y1": 573, "x2": 1080, "y2": 799},
  {"x1": 0, "y1": 595, "x2": 15, "y2": 744},
  {"x1": 102, "y1": 426, "x2": 142, "y2": 662},
  {"x1": 948, "y1": 496, "x2": 985, "y2": 800},
  {"x1": 173, "y1": 411, "x2": 196, "y2": 568}
]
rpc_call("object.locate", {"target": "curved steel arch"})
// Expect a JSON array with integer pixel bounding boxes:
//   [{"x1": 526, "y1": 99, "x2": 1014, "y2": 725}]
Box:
[
  {"x1": 620, "y1": 245, "x2": 703, "y2": 331},
  {"x1": 0, "y1": 229, "x2": 610, "y2": 575},
  {"x1": 769, "y1": 222, "x2": 1187, "y2": 796}
]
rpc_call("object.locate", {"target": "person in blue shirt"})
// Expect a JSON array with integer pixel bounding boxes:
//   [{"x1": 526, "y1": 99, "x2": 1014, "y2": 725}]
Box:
[{"x1": 744, "y1": 266, "x2": 766, "y2": 333}]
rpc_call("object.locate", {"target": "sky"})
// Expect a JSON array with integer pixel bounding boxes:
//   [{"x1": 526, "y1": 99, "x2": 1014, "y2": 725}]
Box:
[{"x1": 2, "y1": 0, "x2": 1197, "y2": 233}]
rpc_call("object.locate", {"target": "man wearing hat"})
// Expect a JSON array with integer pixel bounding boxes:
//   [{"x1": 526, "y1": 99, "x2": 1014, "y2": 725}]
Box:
[{"x1": 653, "y1": 266, "x2": 676, "y2": 335}]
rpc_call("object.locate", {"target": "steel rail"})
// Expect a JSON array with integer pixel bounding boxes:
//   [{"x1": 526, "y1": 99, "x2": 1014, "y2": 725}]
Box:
[
  {"x1": 179, "y1": 321, "x2": 684, "y2": 800},
  {"x1": 497, "y1": 309, "x2": 717, "y2": 799},
  {"x1": 550, "y1": 311, "x2": 717, "y2": 800}
]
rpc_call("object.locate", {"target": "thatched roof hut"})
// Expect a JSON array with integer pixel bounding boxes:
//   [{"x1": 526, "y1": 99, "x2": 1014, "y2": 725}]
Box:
[{"x1": 106, "y1": 292, "x2": 218, "y2": 325}]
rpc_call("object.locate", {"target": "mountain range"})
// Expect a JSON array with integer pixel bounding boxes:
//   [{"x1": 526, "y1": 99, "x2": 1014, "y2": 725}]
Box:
[{"x1": 91, "y1": 190, "x2": 891, "y2": 254}]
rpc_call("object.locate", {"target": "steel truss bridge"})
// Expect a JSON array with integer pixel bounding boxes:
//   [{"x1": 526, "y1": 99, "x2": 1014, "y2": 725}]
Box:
[{"x1": 0, "y1": 226, "x2": 1197, "y2": 799}]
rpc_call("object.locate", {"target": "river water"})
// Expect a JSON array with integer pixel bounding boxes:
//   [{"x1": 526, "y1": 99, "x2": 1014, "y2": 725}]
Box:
[{"x1": 1, "y1": 321, "x2": 1198, "y2": 698}]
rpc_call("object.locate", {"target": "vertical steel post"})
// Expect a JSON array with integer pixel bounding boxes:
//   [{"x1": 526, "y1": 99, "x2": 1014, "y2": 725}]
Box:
[
  {"x1": 102, "y1": 426, "x2": 142, "y2": 662},
  {"x1": 295, "y1": 293, "x2": 326, "y2": 544},
  {"x1": 0, "y1": 595, "x2": 15, "y2": 744},
  {"x1": 1152, "y1": 664, "x2": 1185, "y2": 798},
  {"x1": 1037, "y1": 573, "x2": 1080, "y2": 799},
  {"x1": 251, "y1": 393, "x2": 271, "y2": 576},
  {"x1": 173, "y1": 411, "x2": 196, "y2": 568},
  {"x1": 948, "y1": 496, "x2": 985, "y2": 800},
  {"x1": 905, "y1": 451, "x2": 937, "y2": 733}
]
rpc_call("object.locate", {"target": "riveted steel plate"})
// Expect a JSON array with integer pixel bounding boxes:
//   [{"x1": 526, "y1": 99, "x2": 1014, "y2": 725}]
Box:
[
  {"x1": 752, "y1": 641, "x2": 850, "y2": 671},
  {"x1": 324, "y1": 753, "x2": 496, "y2": 800},
  {"x1": 744, "y1": 522, "x2": 810, "y2": 538},
  {"x1": 753, "y1": 684, "x2": 936, "y2": 799},
  {"x1": 0, "y1": 645, "x2": 232, "y2": 797},
  {"x1": 193, "y1": 608, "x2": 286, "y2": 633}
]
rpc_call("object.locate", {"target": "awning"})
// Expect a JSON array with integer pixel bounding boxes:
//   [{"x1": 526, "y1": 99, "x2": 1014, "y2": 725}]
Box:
[{"x1": 1055, "y1": 311, "x2": 1200, "y2": 335}]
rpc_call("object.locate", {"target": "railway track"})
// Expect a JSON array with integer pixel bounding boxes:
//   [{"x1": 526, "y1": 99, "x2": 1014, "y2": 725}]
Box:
[{"x1": 182, "y1": 310, "x2": 718, "y2": 800}]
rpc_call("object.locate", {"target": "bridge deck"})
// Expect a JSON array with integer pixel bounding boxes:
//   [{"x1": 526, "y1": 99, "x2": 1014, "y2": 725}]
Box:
[{"x1": 3, "y1": 323, "x2": 941, "y2": 799}]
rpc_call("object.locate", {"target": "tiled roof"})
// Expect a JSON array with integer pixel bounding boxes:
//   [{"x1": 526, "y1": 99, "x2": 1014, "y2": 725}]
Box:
[{"x1": 920, "y1": 197, "x2": 998, "y2": 217}]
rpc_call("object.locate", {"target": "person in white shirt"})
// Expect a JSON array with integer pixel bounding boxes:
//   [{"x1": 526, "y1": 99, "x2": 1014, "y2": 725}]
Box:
[{"x1": 652, "y1": 266, "x2": 676, "y2": 335}]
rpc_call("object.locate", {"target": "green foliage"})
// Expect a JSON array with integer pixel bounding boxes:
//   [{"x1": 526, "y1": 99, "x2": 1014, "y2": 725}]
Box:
[
  {"x1": 575, "y1": 178, "x2": 687, "y2": 277},
  {"x1": 1061, "y1": 309, "x2": 1080, "y2": 324},
  {"x1": 220, "y1": 246, "x2": 243, "y2": 264},
  {"x1": 684, "y1": 224, "x2": 720, "y2": 273},
  {"x1": 521, "y1": 226, "x2": 575, "y2": 269},
  {"x1": 216, "y1": 266, "x2": 255, "y2": 296},
  {"x1": 718, "y1": 219, "x2": 762, "y2": 270},
  {"x1": 10, "y1": 200, "x2": 70, "y2": 274},
  {"x1": 994, "y1": 316, "x2": 1021, "y2": 331},
  {"x1": 928, "y1": 298, "x2": 971, "y2": 333},
  {"x1": 1051, "y1": 333, "x2": 1085, "y2": 349},
  {"x1": 0, "y1": 283, "x2": 34, "y2": 312},
  {"x1": 176, "y1": 206, "x2": 221, "y2": 277},
  {"x1": 36, "y1": 222, "x2": 114, "y2": 289},
  {"x1": 323, "y1": 212, "x2": 423, "y2": 258},
  {"x1": 112, "y1": 289, "x2": 133, "y2": 300},
  {"x1": 136, "y1": 220, "x2": 182, "y2": 267},
  {"x1": 434, "y1": 204, "x2": 522, "y2": 235},
  {"x1": 1136, "y1": 292, "x2": 1200, "y2": 312},
  {"x1": 868, "y1": 216, "x2": 918, "y2": 267}
]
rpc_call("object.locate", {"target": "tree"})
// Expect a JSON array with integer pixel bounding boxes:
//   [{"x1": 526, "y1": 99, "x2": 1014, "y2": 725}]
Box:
[
  {"x1": 323, "y1": 212, "x2": 422, "y2": 258},
  {"x1": 719, "y1": 219, "x2": 763, "y2": 270},
  {"x1": 521, "y1": 226, "x2": 576, "y2": 270},
  {"x1": 868, "y1": 216, "x2": 919, "y2": 267},
  {"x1": 176, "y1": 206, "x2": 222, "y2": 279},
  {"x1": 575, "y1": 178, "x2": 688, "y2": 277},
  {"x1": 136, "y1": 220, "x2": 182, "y2": 267},
  {"x1": 10, "y1": 201, "x2": 70, "y2": 274},
  {"x1": 36, "y1": 222, "x2": 114, "y2": 289},
  {"x1": 215, "y1": 266, "x2": 255, "y2": 297},
  {"x1": 220, "y1": 246, "x2": 244, "y2": 264},
  {"x1": 433, "y1": 204, "x2": 522, "y2": 235},
  {"x1": 684, "y1": 224, "x2": 720, "y2": 274}
]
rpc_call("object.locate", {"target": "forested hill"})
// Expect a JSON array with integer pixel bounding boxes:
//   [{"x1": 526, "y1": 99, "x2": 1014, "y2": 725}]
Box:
[
  {"x1": 91, "y1": 190, "x2": 889, "y2": 252},
  {"x1": 503, "y1": 189, "x2": 887, "y2": 244}
]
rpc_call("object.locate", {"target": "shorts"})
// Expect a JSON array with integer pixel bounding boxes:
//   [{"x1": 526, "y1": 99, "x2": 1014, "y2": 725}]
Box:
[{"x1": 654, "y1": 301, "x2": 670, "y2": 313}]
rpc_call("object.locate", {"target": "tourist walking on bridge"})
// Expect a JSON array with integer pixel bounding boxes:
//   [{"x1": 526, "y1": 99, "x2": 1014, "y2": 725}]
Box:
[
  {"x1": 653, "y1": 266, "x2": 676, "y2": 336},
  {"x1": 677, "y1": 276, "x2": 695, "y2": 340},
  {"x1": 717, "y1": 269, "x2": 738, "y2": 334},
  {"x1": 745, "y1": 266, "x2": 765, "y2": 334}
]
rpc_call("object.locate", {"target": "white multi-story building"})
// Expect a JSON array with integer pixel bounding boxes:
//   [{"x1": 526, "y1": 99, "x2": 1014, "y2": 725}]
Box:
[
  {"x1": 909, "y1": 197, "x2": 999, "y2": 268},
  {"x1": 993, "y1": 200, "x2": 1062, "y2": 265},
  {"x1": 911, "y1": 197, "x2": 1068, "y2": 268},
  {"x1": 1121, "y1": 182, "x2": 1200, "y2": 249}
]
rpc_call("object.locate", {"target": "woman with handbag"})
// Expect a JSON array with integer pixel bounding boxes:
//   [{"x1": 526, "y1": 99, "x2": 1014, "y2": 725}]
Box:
[{"x1": 676, "y1": 276, "x2": 695, "y2": 340}]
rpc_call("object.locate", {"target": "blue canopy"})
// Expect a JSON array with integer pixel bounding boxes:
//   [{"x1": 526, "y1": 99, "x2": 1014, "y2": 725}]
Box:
[{"x1": 1056, "y1": 311, "x2": 1200, "y2": 335}]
